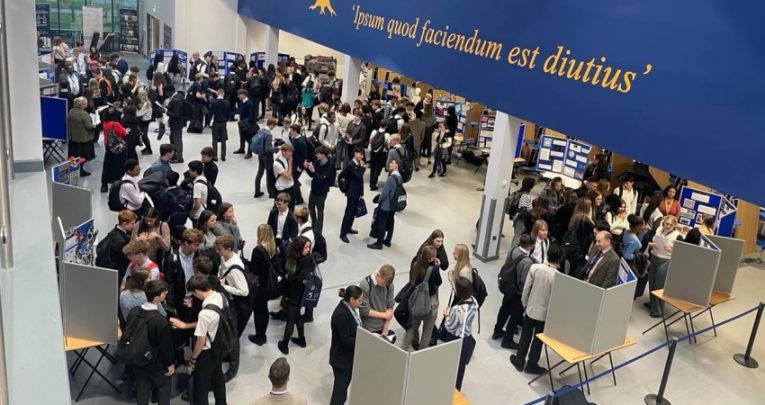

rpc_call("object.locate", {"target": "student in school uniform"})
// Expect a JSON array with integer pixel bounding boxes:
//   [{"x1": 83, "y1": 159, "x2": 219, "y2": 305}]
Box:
[
  {"x1": 187, "y1": 275, "x2": 227, "y2": 405},
  {"x1": 209, "y1": 89, "x2": 231, "y2": 161}
]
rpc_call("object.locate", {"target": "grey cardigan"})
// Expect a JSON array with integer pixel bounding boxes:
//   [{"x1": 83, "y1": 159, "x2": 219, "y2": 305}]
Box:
[{"x1": 358, "y1": 275, "x2": 395, "y2": 332}]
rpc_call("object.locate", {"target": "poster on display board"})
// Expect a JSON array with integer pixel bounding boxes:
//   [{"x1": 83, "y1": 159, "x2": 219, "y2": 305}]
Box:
[
  {"x1": 616, "y1": 258, "x2": 636, "y2": 286},
  {"x1": 536, "y1": 135, "x2": 591, "y2": 180},
  {"x1": 678, "y1": 186, "x2": 737, "y2": 236},
  {"x1": 63, "y1": 219, "x2": 96, "y2": 265},
  {"x1": 52, "y1": 160, "x2": 80, "y2": 186},
  {"x1": 434, "y1": 99, "x2": 464, "y2": 133},
  {"x1": 119, "y1": 9, "x2": 139, "y2": 53},
  {"x1": 82, "y1": 7, "x2": 103, "y2": 50},
  {"x1": 148, "y1": 49, "x2": 188, "y2": 75},
  {"x1": 36, "y1": 4, "x2": 51, "y2": 50},
  {"x1": 163, "y1": 24, "x2": 172, "y2": 49}
]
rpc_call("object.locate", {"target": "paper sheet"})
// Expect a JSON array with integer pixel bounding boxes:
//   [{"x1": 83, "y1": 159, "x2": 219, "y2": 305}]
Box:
[
  {"x1": 563, "y1": 167, "x2": 576, "y2": 177},
  {"x1": 552, "y1": 161, "x2": 564, "y2": 173},
  {"x1": 690, "y1": 192, "x2": 710, "y2": 204},
  {"x1": 569, "y1": 144, "x2": 580, "y2": 152},
  {"x1": 550, "y1": 151, "x2": 564, "y2": 158},
  {"x1": 697, "y1": 204, "x2": 717, "y2": 215},
  {"x1": 576, "y1": 155, "x2": 588, "y2": 163},
  {"x1": 90, "y1": 113, "x2": 100, "y2": 126},
  {"x1": 682, "y1": 199, "x2": 696, "y2": 209},
  {"x1": 553, "y1": 140, "x2": 567, "y2": 146},
  {"x1": 539, "y1": 148, "x2": 550, "y2": 161},
  {"x1": 565, "y1": 159, "x2": 577, "y2": 168},
  {"x1": 538, "y1": 164, "x2": 552, "y2": 171},
  {"x1": 654, "y1": 234, "x2": 669, "y2": 254}
]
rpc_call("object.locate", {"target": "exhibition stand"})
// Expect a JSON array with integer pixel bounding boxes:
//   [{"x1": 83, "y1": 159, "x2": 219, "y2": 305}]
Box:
[
  {"x1": 148, "y1": 49, "x2": 188, "y2": 78},
  {"x1": 677, "y1": 186, "x2": 737, "y2": 236},
  {"x1": 536, "y1": 135, "x2": 592, "y2": 189},
  {"x1": 40, "y1": 96, "x2": 68, "y2": 163},
  {"x1": 249, "y1": 52, "x2": 290, "y2": 69},
  {"x1": 349, "y1": 328, "x2": 462, "y2": 405},
  {"x1": 207, "y1": 51, "x2": 245, "y2": 75}
]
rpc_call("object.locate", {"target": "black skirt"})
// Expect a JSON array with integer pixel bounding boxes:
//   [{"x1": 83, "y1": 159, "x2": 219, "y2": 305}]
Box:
[{"x1": 68, "y1": 141, "x2": 96, "y2": 161}]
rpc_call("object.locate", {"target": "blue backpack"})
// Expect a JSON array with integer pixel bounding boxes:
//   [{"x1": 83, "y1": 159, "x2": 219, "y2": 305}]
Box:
[
  {"x1": 300, "y1": 267, "x2": 323, "y2": 309},
  {"x1": 251, "y1": 128, "x2": 268, "y2": 155}
]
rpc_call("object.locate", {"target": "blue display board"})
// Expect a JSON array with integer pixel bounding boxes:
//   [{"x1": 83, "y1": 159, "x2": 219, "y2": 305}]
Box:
[
  {"x1": 52, "y1": 160, "x2": 80, "y2": 186},
  {"x1": 40, "y1": 96, "x2": 68, "y2": 141},
  {"x1": 536, "y1": 135, "x2": 591, "y2": 180},
  {"x1": 238, "y1": 0, "x2": 765, "y2": 207},
  {"x1": 515, "y1": 122, "x2": 524, "y2": 158},
  {"x1": 678, "y1": 186, "x2": 737, "y2": 236},
  {"x1": 616, "y1": 258, "x2": 636, "y2": 286},
  {"x1": 250, "y1": 52, "x2": 291, "y2": 69},
  {"x1": 36, "y1": 4, "x2": 51, "y2": 50},
  {"x1": 148, "y1": 49, "x2": 188, "y2": 74}
]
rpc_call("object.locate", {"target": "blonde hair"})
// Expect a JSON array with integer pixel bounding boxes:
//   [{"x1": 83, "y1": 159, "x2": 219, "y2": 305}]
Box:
[
  {"x1": 531, "y1": 220, "x2": 549, "y2": 239},
  {"x1": 257, "y1": 224, "x2": 277, "y2": 257},
  {"x1": 377, "y1": 264, "x2": 396, "y2": 284},
  {"x1": 452, "y1": 244, "x2": 472, "y2": 279},
  {"x1": 389, "y1": 134, "x2": 401, "y2": 143},
  {"x1": 73, "y1": 97, "x2": 88, "y2": 109},
  {"x1": 138, "y1": 88, "x2": 150, "y2": 104},
  {"x1": 569, "y1": 197, "x2": 593, "y2": 228}
]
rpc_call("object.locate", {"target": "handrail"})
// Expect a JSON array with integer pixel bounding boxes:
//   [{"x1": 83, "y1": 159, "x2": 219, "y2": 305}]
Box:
[{"x1": 0, "y1": 0, "x2": 14, "y2": 270}]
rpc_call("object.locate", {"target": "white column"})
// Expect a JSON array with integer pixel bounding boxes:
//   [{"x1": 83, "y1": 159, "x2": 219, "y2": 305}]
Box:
[
  {"x1": 265, "y1": 25, "x2": 279, "y2": 68},
  {"x1": 474, "y1": 112, "x2": 521, "y2": 262},
  {"x1": 341, "y1": 54, "x2": 362, "y2": 101}
]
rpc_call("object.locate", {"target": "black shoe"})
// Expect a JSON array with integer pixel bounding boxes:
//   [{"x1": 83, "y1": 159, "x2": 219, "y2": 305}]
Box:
[
  {"x1": 428, "y1": 173, "x2": 436, "y2": 178},
  {"x1": 415, "y1": 167, "x2": 420, "y2": 172},
  {"x1": 248, "y1": 334, "x2": 267, "y2": 345},
  {"x1": 244, "y1": 154, "x2": 252, "y2": 159},
  {"x1": 367, "y1": 243, "x2": 382, "y2": 250},
  {"x1": 221, "y1": 156, "x2": 226, "y2": 162},
  {"x1": 254, "y1": 191, "x2": 264, "y2": 198},
  {"x1": 349, "y1": 229, "x2": 359, "y2": 235},
  {"x1": 412, "y1": 343, "x2": 420, "y2": 351},
  {"x1": 223, "y1": 370, "x2": 237, "y2": 382},
  {"x1": 370, "y1": 186, "x2": 379, "y2": 191},
  {"x1": 300, "y1": 315, "x2": 314, "y2": 323},
  {"x1": 290, "y1": 337, "x2": 307, "y2": 348},
  {"x1": 181, "y1": 392, "x2": 190, "y2": 402},
  {"x1": 492, "y1": 330, "x2": 505, "y2": 340},
  {"x1": 80, "y1": 170, "x2": 91, "y2": 177},
  {"x1": 510, "y1": 355, "x2": 525, "y2": 372},
  {"x1": 524, "y1": 364, "x2": 547, "y2": 375},
  {"x1": 277, "y1": 340, "x2": 289, "y2": 355},
  {"x1": 100, "y1": 185, "x2": 108, "y2": 193},
  {"x1": 233, "y1": 149, "x2": 245, "y2": 154},
  {"x1": 439, "y1": 173, "x2": 447, "y2": 177},
  {"x1": 340, "y1": 235, "x2": 350, "y2": 243},
  {"x1": 383, "y1": 241, "x2": 392, "y2": 247},
  {"x1": 169, "y1": 158, "x2": 184, "y2": 164},
  {"x1": 643, "y1": 302, "x2": 651, "y2": 309},
  {"x1": 649, "y1": 313, "x2": 663, "y2": 318},
  {"x1": 141, "y1": 149, "x2": 152, "y2": 155},
  {"x1": 270, "y1": 310, "x2": 288, "y2": 321},
  {"x1": 501, "y1": 339, "x2": 519, "y2": 350}
]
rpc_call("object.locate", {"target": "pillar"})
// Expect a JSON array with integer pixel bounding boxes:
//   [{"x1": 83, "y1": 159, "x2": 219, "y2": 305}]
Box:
[
  {"x1": 265, "y1": 25, "x2": 279, "y2": 68},
  {"x1": 474, "y1": 112, "x2": 521, "y2": 262},
  {"x1": 341, "y1": 54, "x2": 362, "y2": 102}
]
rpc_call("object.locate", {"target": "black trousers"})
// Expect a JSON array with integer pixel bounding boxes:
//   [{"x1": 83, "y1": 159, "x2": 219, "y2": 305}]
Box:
[
  {"x1": 139, "y1": 121, "x2": 152, "y2": 152},
  {"x1": 255, "y1": 154, "x2": 276, "y2": 196},
  {"x1": 193, "y1": 350, "x2": 226, "y2": 405},
  {"x1": 134, "y1": 366, "x2": 171, "y2": 405},
  {"x1": 252, "y1": 296, "x2": 269, "y2": 339},
  {"x1": 500, "y1": 294, "x2": 524, "y2": 347},
  {"x1": 330, "y1": 366, "x2": 352, "y2": 405},
  {"x1": 256, "y1": 97, "x2": 267, "y2": 118},
  {"x1": 369, "y1": 151, "x2": 386, "y2": 189},
  {"x1": 516, "y1": 316, "x2": 546, "y2": 368},
  {"x1": 306, "y1": 106, "x2": 314, "y2": 128},
  {"x1": 375, "y1": 208, "x2": 394, "y2": 245},
  {"x1": 309, "y1": 193, "x2": 327, "y2": 236},
  {"x1": 455, "y1": 335, "x2": 476, "y2": 391},
  {"x1": 281, "y1": 305, "x2": 304, "y2": 343},
  {"x1": 341, "y1": 196, "x2": 359, "y2": 236},
  {"x1": 238, "y1": 127, "x2": 251, "y2": 154},
  {"x1": 169, "y1": 124, "x2": 184, "y2": 160},
  {"x1": 211, "y1": 122, "x2": 227, "y2": 158},
  {"x1": 293, "y1": 171, "x2": 304, "y2": 205}
]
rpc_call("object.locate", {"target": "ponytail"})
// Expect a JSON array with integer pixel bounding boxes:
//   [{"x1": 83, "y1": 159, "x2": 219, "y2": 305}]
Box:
[{"x1": 338, "y1": 285, "x2": 363, "y2": 302}]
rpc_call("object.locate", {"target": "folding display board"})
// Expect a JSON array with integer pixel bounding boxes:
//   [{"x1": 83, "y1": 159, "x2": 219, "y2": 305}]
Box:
[
  {"x1": 51, "y1": 160, "x2": 80, "y2": 186},
  {"x1": 706, "y1": 235, "x2": 745, "y2": 295},
  {"x1": 536, "y1": 135, "x2": 592, "y2": 180},
  {"x1": 678, "y1": 186, "x2": 737, "y2": 236},
  {"x1": 349, "y1": 327, "x2": 462, "y2": 405},
  {"x1": 40, "y1": 96, "x2": 68, "y2": 141},
  {"x1": 62, "y1": 219, "x2": 96, "y2": 266},
  {"x1": 434, "y1": 99, "x2": 464, "y2": 133},
  {"x1": 61, "y1": 262, "x2": 118, "y2": 344},
  {"x1": 664, "y1": 238, "x2": 721, "y2": 307},
  {"x1": 51, "y1": 182, "x2": 92, "y2": 236},
  {"x1": 545, "y1": 268, "x2": 636, "y2": 354},
  {"x1": 148, "y1": 49, "x2": 188, "y2": 74}
]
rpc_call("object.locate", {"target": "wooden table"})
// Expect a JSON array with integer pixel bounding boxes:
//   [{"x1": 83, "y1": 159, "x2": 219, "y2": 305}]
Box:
[
  {"x1": 690, "y1": 291, "x2": 735, "y2": 337},
  {"x1": 529, "y1": 333, "x2": 636, "y2": 395},
  {"x1": 65, "y1": 334, "x2": 121, "y2": 401},
  {"x1": 453, "y1": 389, "x2": 471, "y2": 405},
  {"x1": 642, "y1": 289, "x2": 706, "y2": 344}
]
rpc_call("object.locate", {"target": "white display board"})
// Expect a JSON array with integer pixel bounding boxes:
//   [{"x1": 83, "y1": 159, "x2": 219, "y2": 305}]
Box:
[{"x1": 82, "y1": 7, "x2": 103, "y2": 48}]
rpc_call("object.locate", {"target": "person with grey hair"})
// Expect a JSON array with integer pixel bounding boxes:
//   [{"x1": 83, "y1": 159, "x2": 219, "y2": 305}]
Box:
[
  {"x1": 250, "y1": 357, "x2": 307, "y2": 405},
  {"x1": 67, "y1": 96, "x2": 96, "y2": 176}
]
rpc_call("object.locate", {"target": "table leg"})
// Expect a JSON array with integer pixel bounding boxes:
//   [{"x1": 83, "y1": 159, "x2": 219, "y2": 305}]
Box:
[
  {"x1": 661, "y1": 310, "x2": 671, "y2": 343},
  {"x1": 709, "y1": 307, "x2": 718, "y2": 337},
  {"x1": 688, "y1": 313, "x2": 698, "y2": 344},
  {"x1": 70, "y1": 348, "x2": 90, "y2": 375},
  {"x1": 582, "y1": 361, "x2": 591, "y2": 395},
  {"x1": 74, "y1": 348, "x2": 120, "y2": 401},
  {"x1": 529, "y1": 359, "x2": 564, "y2": 385},
  {"x1": 608, "y1": 353, "x2": 617, "y2": 386},
  {"x1": 95, "y1": 344, "x2": 118, "y2": 365},
  {"x1": 642, "y1": 309, "x2": 681, "y2": 335},
  {"x1": 576, "y1": 363, "x2": 584, "y2": 394},
  {"x1": 545, "y1": 344, "x2": 555, "y2": 392},
  {"x1": 682, "y1": 314, "x2": 693, "y2": 344}
]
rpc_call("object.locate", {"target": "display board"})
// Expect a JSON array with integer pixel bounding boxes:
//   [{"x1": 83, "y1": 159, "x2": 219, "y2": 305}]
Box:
[
  {"x1": 51, "y1": 160, "x2": 80, "y2": 186},
  {"x1": 616, "y1": 257, "x2": 636, "y2": 285},
  {"x1": 207, "y1": 51, "x2": 245, "y2": 75},
  {"x1": 678, "y1": 186, "x2": 737, "y2": 236},
  {"x1": 36, "y1": 4, "x2": 51, "y2": 50},
  {"x1": 405, "y1": 340, "x2": 462, "y2": 405},
  {"x1": 250, "y1": 52, "x2": 266, "y2": 69},
  {"x1": 63, "y1": 219, "x2": 96, "y2": 265},
  {"x1": 148, "y1": 49, "x2": 188, "y2": 75},
  {"x1": 434, "y1": 99, "x2": 465, "y2": 134},
  {"x1": 40, "y1": 96, "x2": 68, "y2": 141},
  {"x1": 119, "y1": 9, "x2": 139, "y2": 53},
  {"x1": 61, "y1": 262, "x2": 118, "y2": 344},
  {"x1": 82, "y1": 6, "x2": 103, "y2": 50},
  {"x1": 349, "y1": 328, "x2": 408, "y2": 405},
  {"x1": 664, "y1": 238, "x2": 721, "y2": 307},
  {"x1": 51, "y1": 182, "x2": 92, "y2": 235},
  {"x1": 537, "y1": 135, "x2": 592, "y2": 180},
  {"x1": 163, "y1": 24, "x2": 173, "y2": 49},
  {"x1": 707, "y1": 235, "x2": 745, "y2": 295}
]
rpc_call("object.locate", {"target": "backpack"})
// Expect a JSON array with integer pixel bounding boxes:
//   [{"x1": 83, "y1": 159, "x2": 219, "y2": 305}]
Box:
[
  {"x1": 263, "y1": 252, "x2": 286, "y2": 300},
  {"x1": 392, "y1": 175, "x2": 407, "y2": 212},
  {"x1": 194, "y1": 178, "x2": 222, "y2": 214},
  {"x1": 107, "y1": 126, "x2": 127, "y2": 154},
  {"x1": 300, "y1": 226, "x2": 327, "y2": 264},
  {"x1": 251, "y1": 128, "x2": 268, "y2": 155},
  {"x1": 300, "y1": 266, "x2": 323, "y2": 309},
  {"x1": 408, "y1": 267, "x2": 433, "y2": 318},
  {"x1": 95, "y1": 232, "x2": 116, "y2": 269},
  {"x1": 311, "y1": 123, "x2": 327, "y2": 145},
  {"x1": 107, "y1": 180, "x2": 132, "y2": 211},
  {"x1": 382, "y1": 103, "x2": 393, "y2": 121},
  {"x1": 337, "y1": 167, "x2": 349, "y2": 193},
  {"x1": 506, "y1": 190, "x2": 526, "y2": 218},
  {"x1": 471, "y1": 268, "x2": 488, "y2": 307},
  {"x1": 161, "y1": 187, "x2": 192, "y2": 227},
  {"x1": 395, "y1": 148, "x2": 413, "y2": 183},
  {"x1": 498, "y1": 250, "x2": 531, "y2": 296},
  {"x1": 98, "y1": 75, "x2": 113, "y2": 99},
  {"x1": 222, "y1": 264, "x2": 258, "y2": 314},
  {"x1": 180, "y1": 95, "x2": 194, "y2": 122},
  {"x1": 203, "y1": 300, "x2": 238, "y2": 359},
  {"x1": 386, "y1": 117, "x2": 399, "y2": 135},
  {"x1": 116, "y1": 308, "x2": 162, "y2": 367}
]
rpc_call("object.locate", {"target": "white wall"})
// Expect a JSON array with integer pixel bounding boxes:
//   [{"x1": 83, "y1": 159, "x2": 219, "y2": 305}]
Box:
[
  {"x1": 5, "y1": 0, "x2": 44, "y2": 167},
  {"x1": 140, "y1": 0, "x2": 176, "y2": 52},
  {"x1": 175, "y1": 0, "x2": 247, "y2": 54}
]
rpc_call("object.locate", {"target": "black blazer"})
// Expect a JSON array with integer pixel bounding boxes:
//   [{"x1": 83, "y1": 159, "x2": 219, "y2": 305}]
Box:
[
  {"x1": 284, "y1": 255, "x2": 314, "y2": 306},
  {"x1": 343, "y1": 159, "x2": 366, "y2": 198},
  {"x1": 162, "y1": 247, "x2": 200, "y2": 319},
  {"x1": 330, "y1": 301, "x2": 358, "y2": 370},
  {"x1": 267, "y1": 207, "x2": 298, "y2": 242}
]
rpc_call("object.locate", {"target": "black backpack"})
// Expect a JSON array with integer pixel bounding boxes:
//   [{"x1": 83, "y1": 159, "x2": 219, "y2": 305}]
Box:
[
  {"x1": 117, "y1": 308, "x2": 162, "y2": 367},
  {"x1": 300, "y1": 226, "x2": 327, "y2": 264},
  {"x1": 203, "y1": 299, "x2": 238, "y2": 359},
  {"x1": 392, "y1": 175, "x2": 407, "y2": 212},
  {"x1": 95, "y1": 232, "x2": 116, "y2": 269},
  {"x1": 506, "y1": 190, "x2": 526, "y2": 218},
  {"x1": 498, "y1": 250, "x2": 532, "y2": 296},
  {"x1": 107, "y1": 180, "x2": 132, "y2": 211},
  {"x1": 160, "y1": 187, "x2": 193, "y2": 227},
  {"x1": 395, "y1": 148, "x2": 413, "y2": 183},
  {"x1": 311, "y1": 123, "x2": 327, "y2": 146},
  {"x1": 261, "y1": 248, "x2": 285, "y2": 300},
  {"x1": 222, "y1": 264, "x2": 258, "y2": 314},
  {"x1": 337, "y1": 166, "x2": 349, "y2": 193},
  {"x1": 194, "y1": 178, "x2": 223, "y2": 214},
  {"x1": 471, "y1": 268, "x2": 488, "y2": 307},
  {"x1": 386, "y1": 117, "x2": 399, "y2": 135}
]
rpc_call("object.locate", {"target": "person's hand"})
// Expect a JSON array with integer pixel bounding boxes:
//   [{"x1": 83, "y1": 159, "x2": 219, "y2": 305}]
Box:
[
  {"x1": 165, "y1": 364, "x2": 175, "y2": 377},
  {"x1": 169, "y1": 317, "x2": 186, "y2": 329},
  {"x1": 183, "y1": 298, "x2": 193, "y2": 308},
  {"x1": 648, "y1": 242, "x2": 657, "y2": 250},
  {"x1": 149, "y1": 232, "x2": 160, "y2": 240},
  {"x1": 384, "y1": 310, "x2": 394, "y2": 320},
  {"x1": 125, "y1": 128, "x2": 132, "y2": 133},
  {"x1": 664, "y1": 244, "x2": 673, "y2": 253},
  {"x1": 219, "y1": 276, "x2": 227, "y2": 286},
  {"x1": 443, "y1": 307, "x2": 450, "y2": 317},
  {"x1": 434, "y1": 258, "x2": 441, "y2": 268}
]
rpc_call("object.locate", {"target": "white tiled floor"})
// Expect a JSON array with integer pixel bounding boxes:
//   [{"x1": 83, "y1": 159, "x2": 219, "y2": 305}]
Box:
[{"x1": 70, "y1": 120, "x2": 765, "y2": 404}]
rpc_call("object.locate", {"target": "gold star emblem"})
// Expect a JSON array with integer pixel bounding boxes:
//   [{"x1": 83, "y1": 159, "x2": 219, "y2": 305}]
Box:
[{"x1": 308, "y1": 0, "x2": 337, "y2": 16}]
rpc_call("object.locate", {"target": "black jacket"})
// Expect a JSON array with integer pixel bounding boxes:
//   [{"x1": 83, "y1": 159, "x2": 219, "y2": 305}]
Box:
[
  {"x1": 167, "y1": 92, "x2": 186, "y2": 128},
  {"x1": 329, "y1": 301, "x2": 358, "y2": 370},
  {"x1": 249, "y1": 245, "x2": 274, "y2": 299},
  {"x1": 268, "y1": 208, "x2": 299, "y2": 242},
  {"x1": 203, "y1": 161, "x2": 219, "y2": 186},
  {"x1": 291, "y1": 135, "x2": 309, "y2": 170},
  {"x1": 162, "y1": 246, "x2": 200, "y2": 319},
  {"x1": 210, "y1": 98, "x2": 231, "y2": 124},
  {"x1": 106, "y1": 226, "x2": 132, "y2": 282},
  {"x1": 284, "y1": 255, "x2": 314, "y2": 306},
  {"x1": 126, "y1": 307, "x2": 174, "y2": 372},
  {"x1": 342, "y1": 159, "x2": 365, "y2": 198},
  {"x1": 306, "y1": 158, "x2": 336, "y2": 197}
]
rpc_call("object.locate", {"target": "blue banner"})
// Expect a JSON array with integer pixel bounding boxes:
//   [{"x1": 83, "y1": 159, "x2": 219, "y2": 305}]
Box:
[{"x1": 239, "y1": 0, "x2": 765, "y2": 206}]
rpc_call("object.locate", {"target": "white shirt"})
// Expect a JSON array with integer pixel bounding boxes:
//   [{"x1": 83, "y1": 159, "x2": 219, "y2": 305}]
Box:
[
  {"x1": 179, "y1": 249, "x2": 195, "y2": 283},
  {"x1": 522, "y1": 263, "x2": 558, "y2": 321},
  {"x1": 194, "y1": 292, "x2": 224, "y2": 350},
  {"x1": 276, "y1": 209, "x2": 289, "y2": 239},
  {"x1": 298, "y1": 222, "x2": 315, "y2": 252},
  {"x1": 219, "y1": 254, "x2": 249, "y2": 297},
  {"x1": 531, "y1": 238, "x2": 550, "y2": 264},
  {"x1": 119, "y1": 174, "x2": 146, "y2": 210},
  {"x1": 318, "y1": 117, "x2": 339, "y2": 147},
  {"x1": 273, "y1": 155, "x2": 293, "y2": 191},
  {"x1": 614, "y1": 186, "x2": 638, "y2": 215},
  {"x1": 192, "y1": 176, "x2": 208, "y2": 219}
]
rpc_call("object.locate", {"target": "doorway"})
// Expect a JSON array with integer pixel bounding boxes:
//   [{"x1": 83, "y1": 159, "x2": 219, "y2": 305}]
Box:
[{"x1": 146, "y1": 13, "x2": 160, "y2": 53}]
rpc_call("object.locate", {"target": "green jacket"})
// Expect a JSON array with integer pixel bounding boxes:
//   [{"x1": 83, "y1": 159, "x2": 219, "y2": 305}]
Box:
[{"x1": 67, "y1": 107, "x2": 94, "y2": 143}]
